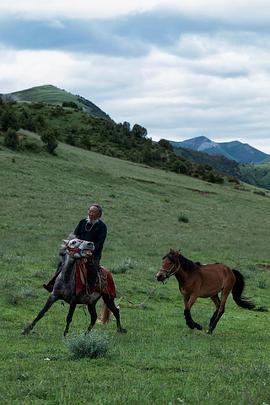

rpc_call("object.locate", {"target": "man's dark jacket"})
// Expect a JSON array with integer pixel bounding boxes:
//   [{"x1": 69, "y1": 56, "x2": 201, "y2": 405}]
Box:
[{"x1": 74, "y1": 219, "x2": 107, "y2": 260}]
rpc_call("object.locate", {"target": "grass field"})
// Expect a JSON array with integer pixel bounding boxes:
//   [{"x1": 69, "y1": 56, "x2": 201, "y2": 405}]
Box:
[{"x1": 0, "y1": 140, "x2": 270, "y2": 404}]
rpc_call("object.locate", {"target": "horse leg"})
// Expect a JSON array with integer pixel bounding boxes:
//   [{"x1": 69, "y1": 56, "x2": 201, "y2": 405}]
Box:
[
  {"x1": 207, "y1": 289, "x2": 230, "y2": 334},
  {"x1": 22, "y1": 294, "x2": 59, "y2": 335},
  {"x1": 87, "y1": 298, "x2": 100, "y2": 332},
  {"x1": 208, "y1": 294, "x2": 221, "y2": 327},
  {"x1": 63, "y1": 303, "x2": 77, "y2": 337},
  {"x1": 183, "y1": 294, "x2": 202, "y2": 331},
  {"x1": 102, "y1": 294, "x2": 127, "y2": 333}
]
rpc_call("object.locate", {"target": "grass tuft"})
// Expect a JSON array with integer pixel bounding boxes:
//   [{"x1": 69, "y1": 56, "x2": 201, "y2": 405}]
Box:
[
  {"x1": 111, "y1": 258, "x2": 134, "y2": 274},
  {"x1": 65, "y1": 331, "x2": 109, "y2": 359},
  {"x1": 178, "y1": 213, "x2": 189, "y2": 223}
]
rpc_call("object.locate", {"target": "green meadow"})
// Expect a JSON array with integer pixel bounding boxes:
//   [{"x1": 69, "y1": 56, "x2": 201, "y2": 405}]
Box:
[{"x1": 0, "y1": 141, "x2": 270, "y2": 404}]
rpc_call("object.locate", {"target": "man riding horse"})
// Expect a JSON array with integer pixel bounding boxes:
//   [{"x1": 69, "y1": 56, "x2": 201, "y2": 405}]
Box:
[{"x1": 43, "y1": 203, "x2": 107, "y2": 293}]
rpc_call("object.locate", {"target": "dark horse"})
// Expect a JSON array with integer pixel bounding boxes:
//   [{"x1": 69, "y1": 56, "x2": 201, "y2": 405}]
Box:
[
  {"x1": 156, "y1": 249, "x2": 255, "y2": 334},
  {"x1": 22, "y1": 239, "x2": 127, "y2": 336}
]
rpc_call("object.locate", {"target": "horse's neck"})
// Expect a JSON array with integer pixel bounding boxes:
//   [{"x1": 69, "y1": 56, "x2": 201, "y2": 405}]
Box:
[
  {"x1": 175, "y1": 266, "x2": 188, "y2": 286},
  {"x1": 61, "y1": 255, "x2": 75, "y2": 284}
]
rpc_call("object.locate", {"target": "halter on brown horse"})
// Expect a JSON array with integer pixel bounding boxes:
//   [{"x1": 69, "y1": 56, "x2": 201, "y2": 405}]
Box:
[{"x1": 156, "y1": 249, "x2": 255, "y2": 334}]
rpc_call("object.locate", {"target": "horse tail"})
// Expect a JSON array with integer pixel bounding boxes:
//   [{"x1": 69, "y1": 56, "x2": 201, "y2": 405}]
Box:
[
  {"x1": 99, "y1": 303, "x2": 112, "y2": 324},
  {"x1": 232, "y1": 269, "x2": 255, "y2": 310}
]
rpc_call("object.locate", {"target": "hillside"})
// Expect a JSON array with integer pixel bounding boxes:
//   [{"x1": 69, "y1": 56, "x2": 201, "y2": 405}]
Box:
[
  {"x1": 0, "y1": 144, "x2": 270, "y2": 404},
  {"x1": 173, "y1": 144, "x2": 240, "y2": 178},
  {"x1": 240, "y1": 162, "x2": 270, "y2": 189},
  {"x1": 1, "y1": 84, "x2": 110, "y2": 119},
  {"x1": 0, "y1": 94, "x2": 226, "y2": 184},
  {"x1": 173, "y1": 140, "x2": 270, "y2": 189},
  {"x1": 1, "y1": 85, "x2": 270, "y2": 189}
]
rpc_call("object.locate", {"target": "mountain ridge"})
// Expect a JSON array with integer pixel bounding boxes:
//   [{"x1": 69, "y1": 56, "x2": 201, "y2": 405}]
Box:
[
  {"x1": 170, "y1": 136, "x2": 270, "y2": 164},
  {"x1": 1, "y1": 84, "x2": 110, "y2": 120}
]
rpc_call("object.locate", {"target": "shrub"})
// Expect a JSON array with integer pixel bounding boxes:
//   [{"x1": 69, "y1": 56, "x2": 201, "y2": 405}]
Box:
[
  {"x1": 6, "y1": 287, "x2": 37, "y2": 305},
  {"x1": 4, "y1": 129, "x2": 19, "y2": 150},
  {"x1": 41, "y1": 128, "x2": 58, "y2": 154},
  {"x1": 65, "y1": 331, "x2": 109, "y2": 359},
  {"x1": 111, "y1": 258, "x2": 133, "y2": 274},
  {"x1": 178, "y1": 213, "x2": 189, "y2": 223}
]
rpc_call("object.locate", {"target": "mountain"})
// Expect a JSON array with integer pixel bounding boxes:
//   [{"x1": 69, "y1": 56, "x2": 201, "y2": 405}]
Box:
[
  {"x1": 1, "y1": 84, "x2": 110, "y2": 120},
  {"x1": 171, "y1": 136, "x2": 270, "y2": 164}
]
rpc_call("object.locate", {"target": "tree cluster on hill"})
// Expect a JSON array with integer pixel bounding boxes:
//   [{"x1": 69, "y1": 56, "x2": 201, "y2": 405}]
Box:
[{"x1": 0, "y1": 99, "x2": 224, "y2": 183}]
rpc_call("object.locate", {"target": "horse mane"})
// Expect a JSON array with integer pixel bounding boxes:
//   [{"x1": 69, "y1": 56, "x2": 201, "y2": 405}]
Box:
[
  {"x1": 179, "y1": 254, "x2": 198, "y2": 272},
  {"x1": 166, "y1": 250, "x2": 199, "y2": 272}
]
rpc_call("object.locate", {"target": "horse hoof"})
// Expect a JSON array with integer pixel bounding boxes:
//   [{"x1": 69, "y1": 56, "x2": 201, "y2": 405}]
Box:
[
  {"x1": 117, "y1": 328, "x2": 127, "y2": 334},
  {"x1": 206, "y1": 329, "x2": 213, "y2": 335},
  {"x1": 194, "y1": 323, "x2": 203, "y2": 331}
]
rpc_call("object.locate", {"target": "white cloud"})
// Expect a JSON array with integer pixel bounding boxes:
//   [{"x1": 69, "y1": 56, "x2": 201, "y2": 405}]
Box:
[
  {"x1": 0, "y1": 0, "x2": 158, "y2": 20},
  {"x1": 1, "y1": 0, "x2": 270, "y2": 23}
]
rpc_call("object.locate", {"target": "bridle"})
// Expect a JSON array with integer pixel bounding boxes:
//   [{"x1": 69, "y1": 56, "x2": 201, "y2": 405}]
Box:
[
  {"x1": 159, "y1": 256, "x2": 182, "y2": 280},
  {"x1": 65, "y1": 240, "x2": 93, "y2": 258}
]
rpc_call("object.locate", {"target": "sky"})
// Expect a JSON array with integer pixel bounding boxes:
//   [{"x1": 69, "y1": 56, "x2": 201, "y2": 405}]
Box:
[{"x1": 1, "y1": 1, "x2": 270, "y2": 152}]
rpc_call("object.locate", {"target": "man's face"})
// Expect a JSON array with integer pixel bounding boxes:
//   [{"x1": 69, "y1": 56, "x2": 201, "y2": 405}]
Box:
[{"x1": 88, "y1": 206, "x2": 100, "y2": 221}]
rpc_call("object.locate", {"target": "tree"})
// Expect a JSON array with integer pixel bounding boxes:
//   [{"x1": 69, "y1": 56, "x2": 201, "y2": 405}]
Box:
[
  {"x1": 131, "y1": 124, "x2": 147, "y2": 138},
  {"x1": 4, "y1": 128, "x2": 19, "y2": 150},
  {"x1": 1, "y1": 108, "x2": 19, "y2": 132},
  {"x1": 158, "y1": 139, "x2": 173, "y2": 151},
  {"x1": 41, "y1": 129, "x2": 58, "y2": 154}
]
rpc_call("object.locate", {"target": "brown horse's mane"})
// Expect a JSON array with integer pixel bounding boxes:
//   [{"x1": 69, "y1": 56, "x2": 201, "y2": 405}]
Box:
[{"x1": 166, "y1": 250, "x2": 200, "y2": 272}]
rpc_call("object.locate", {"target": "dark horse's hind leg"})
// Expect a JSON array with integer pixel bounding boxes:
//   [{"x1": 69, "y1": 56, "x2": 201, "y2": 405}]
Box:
[
  {"x1": 63, "y1": 303, "x2": 77, "y2": 337},
  {"x1": 22, "y1": 294, "x2": 59, "y2": 335},
  {"x1": 183, "y1": 294, "x2": 202, "y2": 331},
  {"x1": 102, "y1": 294, "x2": 127, "y2": 333}
]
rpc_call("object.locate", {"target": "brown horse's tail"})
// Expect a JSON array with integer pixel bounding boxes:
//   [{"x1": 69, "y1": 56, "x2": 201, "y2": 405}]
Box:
[
  {"x1": 232, "y1": 269, "x2": 255, "y2": 310},
  {"x1": 99, "y1": 303, "x2": 112, "y2": 324}
]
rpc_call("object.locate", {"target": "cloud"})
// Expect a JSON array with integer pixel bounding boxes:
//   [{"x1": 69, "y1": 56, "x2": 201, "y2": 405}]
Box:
[
  {"x1": 1, "y1": 1, "x2": 270, "y2": 153},
  {"x1": 1, "y1": 0, "x2": 270, "y2": 24}
]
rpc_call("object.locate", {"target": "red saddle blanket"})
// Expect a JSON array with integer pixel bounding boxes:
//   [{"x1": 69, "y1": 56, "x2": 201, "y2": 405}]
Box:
[{"x1": 75, "y1": 259, "x2": 116, "y2": 297}]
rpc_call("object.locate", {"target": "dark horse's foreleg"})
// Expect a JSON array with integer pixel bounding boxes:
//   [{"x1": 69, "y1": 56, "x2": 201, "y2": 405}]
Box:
[
  {"x1": 63, "y1": 303, "x2": 77, "y2": 337},
  {"x1": 22, "y1": 294, "x2": 59, "y2": 335},
  {"x1": 183, "y1": 294, "x2": 202, "y2": 331},
  {"x1": 87, "y1": 297, "x2": 100, "y2": 332},
  {"x1": 102, "y1": 294, "x2": 127, "y2": 333}
]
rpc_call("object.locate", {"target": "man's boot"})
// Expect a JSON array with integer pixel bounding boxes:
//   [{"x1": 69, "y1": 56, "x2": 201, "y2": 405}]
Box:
[{"x1": 43, "y1": 263, "x2": 62, "y2": 292}]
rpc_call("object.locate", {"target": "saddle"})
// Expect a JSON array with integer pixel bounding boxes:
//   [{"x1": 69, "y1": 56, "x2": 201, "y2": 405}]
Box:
[{"x1": 75, "y1": 258, "x2": 116, "y2": 297}]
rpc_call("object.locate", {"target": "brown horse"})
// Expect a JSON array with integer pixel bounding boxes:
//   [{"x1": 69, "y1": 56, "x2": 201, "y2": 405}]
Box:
[{"x1": 156, "y1": 249, "x2": 255, "y2": 334}]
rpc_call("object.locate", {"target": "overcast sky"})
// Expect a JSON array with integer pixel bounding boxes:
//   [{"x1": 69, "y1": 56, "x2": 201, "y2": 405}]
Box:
[{"x1": 1, "y1": 1, "x2": 270, "y2": 152}]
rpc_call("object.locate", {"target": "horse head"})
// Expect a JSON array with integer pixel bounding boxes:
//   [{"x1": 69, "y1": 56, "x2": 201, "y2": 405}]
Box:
[
  {"x1": 65, "y1": 238, "x2": 95, "y2": 258},
  {"x1": 156, "y1": 249, "x2": 181, "y2": 282}
]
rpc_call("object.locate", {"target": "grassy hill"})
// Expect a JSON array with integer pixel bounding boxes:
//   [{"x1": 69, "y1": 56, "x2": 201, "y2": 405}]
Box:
[
  {"x1": 0, "y1": 143, "x2": 270, "y2": 404},
  {"x1": 2, "y1": 84, "x2": 110, "y2": 119},
  {"x1": 240, "y1": 162, "x2": 270, "y2": 190}
]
